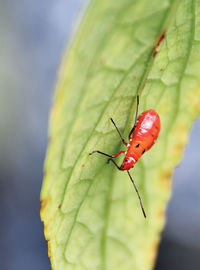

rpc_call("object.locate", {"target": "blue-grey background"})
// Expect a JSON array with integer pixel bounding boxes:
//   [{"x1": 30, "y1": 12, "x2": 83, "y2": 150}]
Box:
[{"x1": 0, "y1": 1, "x2": 199, "y2": 269}]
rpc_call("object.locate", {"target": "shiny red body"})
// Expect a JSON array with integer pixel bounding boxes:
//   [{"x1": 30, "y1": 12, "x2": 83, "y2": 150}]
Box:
[{"x1": 120, "y1": 109, "x2": 160, "y2": 170}]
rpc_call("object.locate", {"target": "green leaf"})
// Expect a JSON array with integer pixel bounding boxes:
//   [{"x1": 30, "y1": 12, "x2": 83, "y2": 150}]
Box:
[{"x1": 40, "y1": 0, "x2": 200, "y2": 269}]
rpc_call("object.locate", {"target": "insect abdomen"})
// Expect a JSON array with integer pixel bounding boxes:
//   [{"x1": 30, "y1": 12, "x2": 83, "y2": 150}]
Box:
[{"x1": 132, "y1": 109, "x2": 160, "y2": 150}]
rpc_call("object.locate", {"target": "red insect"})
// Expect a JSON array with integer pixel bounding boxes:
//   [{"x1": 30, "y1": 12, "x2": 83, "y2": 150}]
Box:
[{"x1": 89, "y1": 96, "x2": 161, "y2": 218}]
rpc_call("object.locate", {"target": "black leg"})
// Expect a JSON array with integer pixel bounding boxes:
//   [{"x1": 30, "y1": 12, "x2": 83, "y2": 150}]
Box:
[
  {"x1": 127, "y1": 170, "x2": 146, "y2": 218},
  {"x1": 89, "y1": 150, "x2": 113, "y2": 158},
  {"x1": 89, "y1": 150, "x2": 123, "y2": 170},
  {"x1": 107, "y1": 158, "x2": 122, "y2": 170},
  {"x1": 129, "y1": 95, "x2": 139, "y2": 140},
  {"x1": 110, "y1": 118, "x2": 128, "y2": 146}
]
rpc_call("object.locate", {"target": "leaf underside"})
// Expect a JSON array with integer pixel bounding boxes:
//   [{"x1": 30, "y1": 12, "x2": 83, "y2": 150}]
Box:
[{"x1": 41, "y1": 0, "x2": 200, "y2": 269}]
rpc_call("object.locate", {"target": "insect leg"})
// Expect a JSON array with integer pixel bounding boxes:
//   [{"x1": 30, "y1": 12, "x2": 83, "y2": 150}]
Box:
[
  {"x1": 111, "y1": 150, "x2": 125, "y2": 158},
  {"x1": 110, "y1": 118, "x2": 128, "y2": 146},
  {"x1": 107, "y1": 150, "x2": 125, "y2": 164},
  {"x1": 129, "y1": 95, "x2": 139, "y2": 140},
  {"x1": 89, "y1": 150, "x2": 125, "y2": 159},
  {"x1": 89, "y1": 150, "x2": 113, "y2": 158},
  {"x1": 89, "y1": 150, "x2": 124, "y2": 170},
  {"x1": 107, "y1": 158, "x2": 122, "y2": 170},
  {"x1": 127, "y1": 170, "x2": 146, "y2": 218}
]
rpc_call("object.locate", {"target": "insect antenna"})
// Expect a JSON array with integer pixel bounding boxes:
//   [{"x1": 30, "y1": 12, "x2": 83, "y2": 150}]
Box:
[{"x1": 127, "y1": 170, "x2": 146, "y2": 218}]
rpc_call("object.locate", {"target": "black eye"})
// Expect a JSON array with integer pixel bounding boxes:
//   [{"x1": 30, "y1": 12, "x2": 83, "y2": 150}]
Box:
[
  {"x1": 135, "y1": 144, "x2": 140, "y2": 148},
  {"x1": 125, "y1": 159, "x2": 128, "y2": 162},
  {"x1": 142, "y1": 149, "x2": 145, "y2": 154}
]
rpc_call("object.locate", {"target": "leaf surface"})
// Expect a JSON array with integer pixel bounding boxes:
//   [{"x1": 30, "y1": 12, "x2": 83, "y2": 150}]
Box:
[{"x1": 41, "y1": 0, "x2": 200, "y2": 269}]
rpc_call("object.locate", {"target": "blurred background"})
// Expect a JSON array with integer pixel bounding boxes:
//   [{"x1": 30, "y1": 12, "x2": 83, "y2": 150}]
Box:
[{"x1": 0, "y1": 1, "x2": 199, "y2": 269}]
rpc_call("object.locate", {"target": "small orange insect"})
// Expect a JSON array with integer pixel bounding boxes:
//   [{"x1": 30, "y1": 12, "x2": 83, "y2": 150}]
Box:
[{"x1": 90, "y1": 96, "x2": 161, "y2": 218}]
